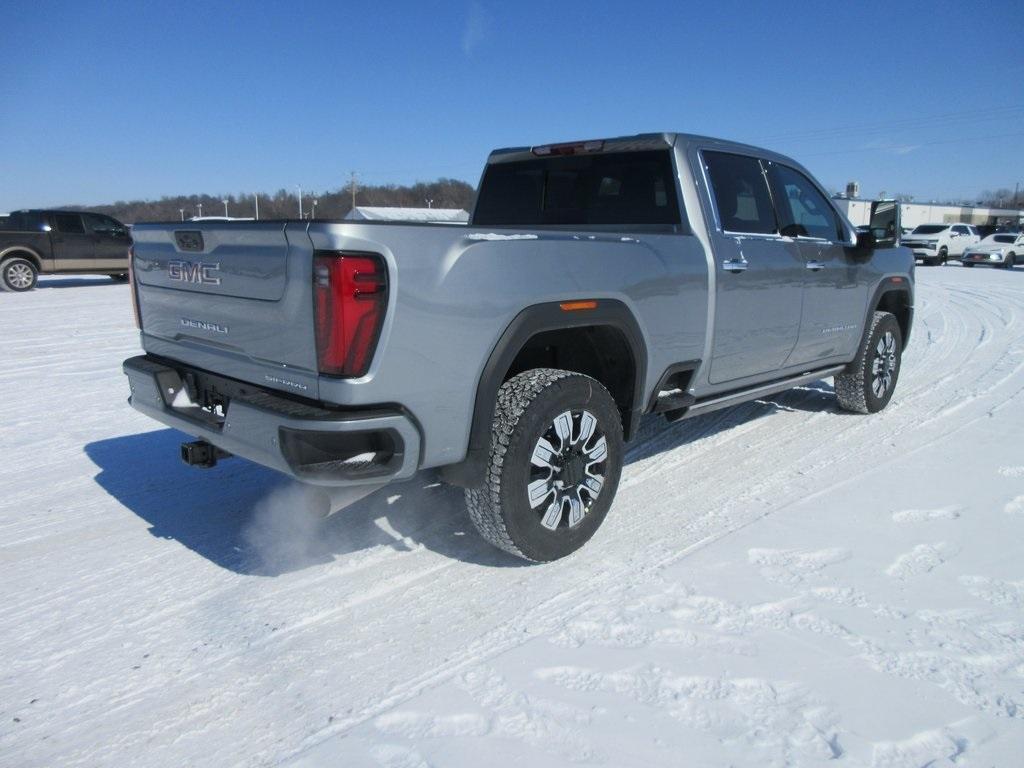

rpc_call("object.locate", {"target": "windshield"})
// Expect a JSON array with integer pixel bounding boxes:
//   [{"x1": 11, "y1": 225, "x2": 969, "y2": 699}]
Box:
[
  {"x1": 911, "y1": 225, "x2": 947, "y2": 235},
  {"x1": 990, "y1": 234, "x2": 1016, "y2": 243}
]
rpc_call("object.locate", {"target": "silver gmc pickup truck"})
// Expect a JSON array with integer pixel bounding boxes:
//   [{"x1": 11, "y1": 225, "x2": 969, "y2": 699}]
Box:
[{"x1": 123, "y1": 133, "x2": 913, "y2": 561}]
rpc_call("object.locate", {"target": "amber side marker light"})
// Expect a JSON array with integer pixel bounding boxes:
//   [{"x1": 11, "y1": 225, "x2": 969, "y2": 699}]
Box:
[{"x1": 559, "y1": 300, "x2": 598, "y2": 312}]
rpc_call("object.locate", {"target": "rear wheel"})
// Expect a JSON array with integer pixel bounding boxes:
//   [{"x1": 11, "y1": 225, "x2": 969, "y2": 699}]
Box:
[
  {"x1": 835, "y1": 311, "x2": 902, "y2": 414},
  {"x1": 1, "y1": 257, "x2": 38, "y2": 292},
  {"x1": 465, "y1": 368, "x2": 624, "y2": 562},
  {"x1": 1003, "y1": 253, "x2": 1015, "y2": 270}
]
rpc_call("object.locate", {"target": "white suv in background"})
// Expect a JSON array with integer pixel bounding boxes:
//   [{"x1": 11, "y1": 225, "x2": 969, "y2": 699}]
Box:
[{"x1": 902, "y1": 224, "x2": 980, "y2": 266}]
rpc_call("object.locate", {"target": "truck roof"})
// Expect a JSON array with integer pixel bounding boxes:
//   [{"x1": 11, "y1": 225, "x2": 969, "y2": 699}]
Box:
[{"x1": 486, "y1": 132, "x2": 791, "y2": 165}]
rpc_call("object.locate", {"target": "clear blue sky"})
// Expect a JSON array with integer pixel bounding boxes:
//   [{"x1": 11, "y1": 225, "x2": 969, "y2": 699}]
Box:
[{"x1": 2, "y1": 0, "x2": 1022, "y2": 210}]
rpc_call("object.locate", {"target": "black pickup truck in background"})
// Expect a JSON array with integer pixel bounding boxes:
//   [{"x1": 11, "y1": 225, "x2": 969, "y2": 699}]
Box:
[{"x1": 0, "y1": 209, "x2": 132, "y2": 291}]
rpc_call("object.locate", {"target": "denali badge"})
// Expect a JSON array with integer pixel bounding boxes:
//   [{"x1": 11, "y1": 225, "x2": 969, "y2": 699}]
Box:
[
  {"x1": 169, "y1": 260, "x2": 221, "y2": 285},
  {"x1": 180, "y1": 317, "x2": 228, "y2": 334}
]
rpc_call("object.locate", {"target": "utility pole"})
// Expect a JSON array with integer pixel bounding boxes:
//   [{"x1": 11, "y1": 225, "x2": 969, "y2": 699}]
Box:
[
  {"x1": 197, "y1": 202, "x2": 203, "y2": 217},
  {"x1": 425, "y1": 198, "x2": 433, "y2": 209},
  {"x1": 222, "y1": 199, "x2": 229, "y2": 217},
  {"x1": 349, "y1": 171, "x2": 358, "y2": 210},
  {"x1": 254, "y1": 193, "x2": 260, "y2": 220},
  {"x1": 295, "y1": 185, "x2": 303, "y2": 219},
  {"x1": 311, "y1": 198, "x2": 318, "y2": 219},
  {"x1": 179, "y1": 208, "x2": 185, "y2": 221}
]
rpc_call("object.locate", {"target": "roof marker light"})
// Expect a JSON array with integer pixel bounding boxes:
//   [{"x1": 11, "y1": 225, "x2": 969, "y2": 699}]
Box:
[{"x1": 531, "y1": 140, "x2": 605, "y2": 157}]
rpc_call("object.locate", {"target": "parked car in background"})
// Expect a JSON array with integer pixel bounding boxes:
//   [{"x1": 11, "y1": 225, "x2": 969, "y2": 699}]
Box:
[
  {"x1": 0, "y1": 210, "x2": 132, "y2": 291},
  {"x1": 961, "y1": 233, "x2": 1024, "y2": 269},
  {"x1": 901, "y1": 223, "x2": 980, "y2": 265}
]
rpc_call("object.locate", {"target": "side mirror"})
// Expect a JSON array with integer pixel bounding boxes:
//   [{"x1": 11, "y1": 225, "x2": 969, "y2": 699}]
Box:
[{"x1": 867, "y1": 199, "x2": 899, "y2": 249}]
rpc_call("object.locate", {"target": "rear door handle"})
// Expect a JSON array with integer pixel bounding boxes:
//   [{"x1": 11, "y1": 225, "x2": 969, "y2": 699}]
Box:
[
  {"x1": 722, "y1": 257, "x2": 748, "y2": 273},
  {"x1": 805, "y1": 260, "x2": 825, "y2": 271}
]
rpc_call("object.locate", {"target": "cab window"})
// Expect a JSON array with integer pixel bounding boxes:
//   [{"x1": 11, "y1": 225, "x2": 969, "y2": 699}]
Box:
[
  {"x1": 84, "y1": 213, "x2": 122, "y2": 235},
  {"x1": 768, "y1": 164, "x2": 841, "y2": 241},
  {"x1": 703, "y1": 151, "x2": 777, "y2": 235},
  {"x1": 55, "y1": 213, "x2": 85, "y2": 234}
]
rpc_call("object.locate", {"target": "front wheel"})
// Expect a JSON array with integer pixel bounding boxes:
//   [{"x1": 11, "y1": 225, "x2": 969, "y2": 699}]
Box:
[
  {"x1": 465, "y1": 369, "x2": 624, "y2": 562},
  {"x1": 1, "y1": 257, "x2": 38, "y2": 292},
  {"x1": 938, "y1": 247, "x2": 948, "y2": 266},
  {"x1": 835, "y1": 311, "x2": 903, "y2": 414}
]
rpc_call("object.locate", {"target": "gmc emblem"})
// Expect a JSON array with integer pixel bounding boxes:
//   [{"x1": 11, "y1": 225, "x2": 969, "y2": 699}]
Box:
[{"x1": 168, "y1": 260, "x2": 222, "y2": 285}]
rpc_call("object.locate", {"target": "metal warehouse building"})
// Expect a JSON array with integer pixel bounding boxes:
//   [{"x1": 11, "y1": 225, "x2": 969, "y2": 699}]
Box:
[{"x1": 833, "y1": 198, "x2": 1024, "y2": 229}]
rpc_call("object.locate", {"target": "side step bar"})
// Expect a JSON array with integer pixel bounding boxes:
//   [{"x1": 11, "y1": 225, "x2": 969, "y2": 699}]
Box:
[{"x1": 664, "y1": 365, "x2": 846, "y2": 423}]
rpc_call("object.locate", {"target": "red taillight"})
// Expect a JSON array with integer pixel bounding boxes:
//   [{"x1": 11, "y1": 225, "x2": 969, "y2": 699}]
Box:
[
  {"x1": 127, "y1": 244, "x2": 141, "y2": 329},
  {"x1": 313, "y1": 252, "x2": 388, "y2": 377}
]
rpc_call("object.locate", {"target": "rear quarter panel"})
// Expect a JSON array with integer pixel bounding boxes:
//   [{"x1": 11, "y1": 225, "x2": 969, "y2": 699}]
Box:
[{"x1": 306, "y1": 222, "x2": 710, "y2": 469}]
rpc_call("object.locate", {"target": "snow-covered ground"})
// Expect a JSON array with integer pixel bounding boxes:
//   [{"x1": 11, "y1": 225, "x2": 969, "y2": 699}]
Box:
[{"x1": 2, "y1": 267, "x2": 1024, "y2": 767}]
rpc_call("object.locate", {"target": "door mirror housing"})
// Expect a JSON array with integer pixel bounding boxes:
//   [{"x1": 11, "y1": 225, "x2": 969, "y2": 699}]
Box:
[{"x1": 866, "y1": 199, "x2": 900, "y2": 249}]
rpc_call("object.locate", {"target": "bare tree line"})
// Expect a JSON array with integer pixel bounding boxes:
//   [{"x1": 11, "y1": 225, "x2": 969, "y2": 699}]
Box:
[{"x1": 59, "y1": 178, "x2": 476, "y2": 224}]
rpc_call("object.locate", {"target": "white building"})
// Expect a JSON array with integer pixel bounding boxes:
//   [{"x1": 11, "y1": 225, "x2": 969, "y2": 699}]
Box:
[
  {"x1": 833, "y1": 198, "x2": 1023, "y2": 229},
  {"x1": 344, "y1": 207, "x2": 469, "y2": 223}
]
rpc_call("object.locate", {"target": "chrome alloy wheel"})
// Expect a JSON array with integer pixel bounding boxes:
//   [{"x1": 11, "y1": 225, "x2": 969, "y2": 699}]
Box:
[
  {"x1": 871, "y1": 330, "x2": 898, "y2": 398},
  {"x1": 527, "y1": 410, "x2": 608, "y2": 531},
  {"x1": 6, "y1": 262, "x2": 34, "y2": 289}
]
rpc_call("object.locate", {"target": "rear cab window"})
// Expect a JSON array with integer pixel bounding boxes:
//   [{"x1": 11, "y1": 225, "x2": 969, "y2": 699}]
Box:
[{"x1": 473, "y1": 150, "x2": 681, "y2": 228}]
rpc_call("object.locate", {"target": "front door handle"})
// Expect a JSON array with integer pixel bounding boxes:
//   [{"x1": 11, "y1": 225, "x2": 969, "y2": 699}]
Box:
[
  {"x1": 805, "y1": 260, "x2": 825, "y2": 271},
  {"x1": 722, "y1": 257, "x2": 748, "y2": 273}
]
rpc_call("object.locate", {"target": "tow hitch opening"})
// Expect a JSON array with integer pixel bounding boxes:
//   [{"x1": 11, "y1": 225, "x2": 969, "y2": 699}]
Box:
[{"x1": 180, "y1": 440, "x2": 232, "y2": 469}]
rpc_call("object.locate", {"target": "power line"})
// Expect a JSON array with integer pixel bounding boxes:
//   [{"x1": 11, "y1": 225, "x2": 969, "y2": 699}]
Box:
[
  {"x1": 754, "y1": 105, "x2": 1024, "y2": 144},
  {"x1": 798, "y1": 131, "x2": 1024, "y2": 158}
]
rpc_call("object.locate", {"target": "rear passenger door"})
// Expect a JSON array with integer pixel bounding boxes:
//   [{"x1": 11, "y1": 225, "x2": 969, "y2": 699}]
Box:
[
  {"x1": 766, "y1": 162, "x2": 866, "y2": 366},
  {"x1": 702, "y1": 150, "x2": 804, "y2": 384},
  {"x1": 50, "y1": 212, "x2": 95, "y2": 270}
]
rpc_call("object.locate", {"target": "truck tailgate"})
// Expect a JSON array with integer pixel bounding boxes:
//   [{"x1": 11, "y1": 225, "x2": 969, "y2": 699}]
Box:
[{"x1": 131, "y1": 221, "x2": 321, "y2": 398}]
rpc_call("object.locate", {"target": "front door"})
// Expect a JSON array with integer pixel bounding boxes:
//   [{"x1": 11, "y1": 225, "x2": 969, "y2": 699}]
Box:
[
  {"x1": 83, "y1": 213, "x2": 131, "y2": 270},
  {"x1": 702, "y1": 150, "x2": 804, "y2": 384},
  {"x1": 766, "y1": 162, "x2": 866, "y2": 366}
]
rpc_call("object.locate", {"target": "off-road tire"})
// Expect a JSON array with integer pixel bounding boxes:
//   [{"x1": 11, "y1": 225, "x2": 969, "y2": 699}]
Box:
[
  {"x1": 465, "y1": 368, "x2": 624, "y2": 562},
  {"x1": 835, "y1": 311, "x2": 902, "y2": 414},
  {"x1": 1, "y1": 257, "x2": 38, "y2": 292}
]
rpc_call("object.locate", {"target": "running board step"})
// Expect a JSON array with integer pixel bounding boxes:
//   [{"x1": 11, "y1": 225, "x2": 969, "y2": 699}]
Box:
[
  {"x1": 651, "y1": 390, "x2": 696, "y2": 413},
  {"x1": 663, "y1": 365, "x2": 846, "y2": 423}
]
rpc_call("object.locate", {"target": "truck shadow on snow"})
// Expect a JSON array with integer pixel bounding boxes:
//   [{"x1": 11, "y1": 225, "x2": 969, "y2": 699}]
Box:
[{"x1": 84, "y1": 383, "x2": 838, "y2": 577}]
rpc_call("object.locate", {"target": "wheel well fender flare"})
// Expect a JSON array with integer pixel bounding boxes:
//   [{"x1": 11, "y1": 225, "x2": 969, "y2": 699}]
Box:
[
  {"x1": 445, "y1": 299, "x2": 648, "y2": 487},
  {"x1": 867, "y1": 277, "x2": 913, "y2": 349},
  {"x1": 0, "y1": 246, "x2": 43, "y2": 270}
]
